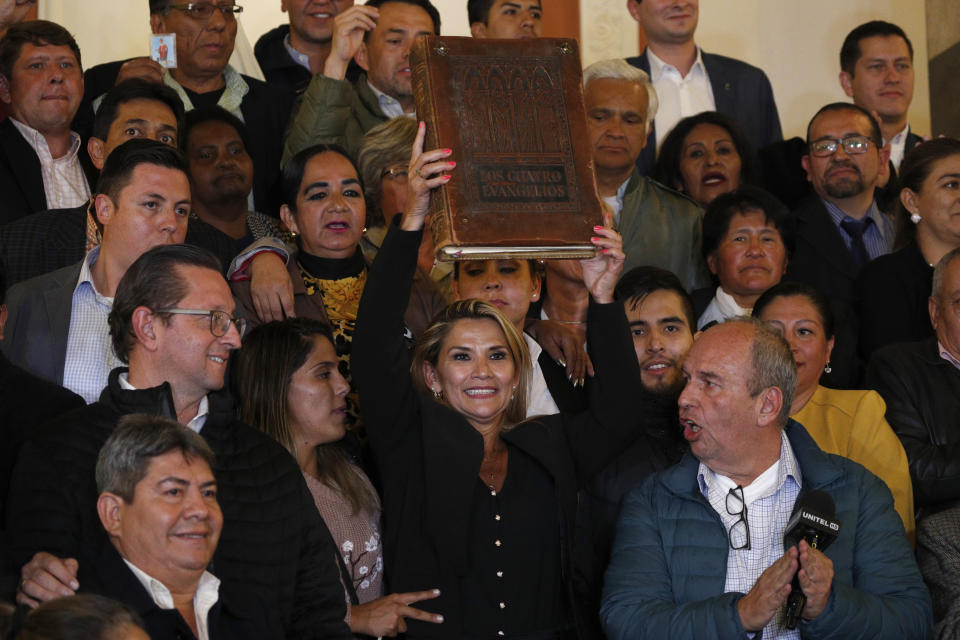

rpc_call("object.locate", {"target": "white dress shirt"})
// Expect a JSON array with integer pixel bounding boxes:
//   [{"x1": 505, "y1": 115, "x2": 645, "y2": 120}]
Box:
[
  {"x1": 523, "y1": 333, "x2": 560, "y2": 417},
  {"x1": 10, "y1": 118, "x2": 90, "y2": 209},
  {"x1": 647, "y1": 47, "x2": 716, "y2": 152},
  {"x1": 886, "y1": 124, "x2": 911, "y2": 170},
  {"x1": 124, "y1": 558, "x2": 221, "y2": 640},
  {"x1": 367, "y1": 80, "x2": 411, "y2": 119}
]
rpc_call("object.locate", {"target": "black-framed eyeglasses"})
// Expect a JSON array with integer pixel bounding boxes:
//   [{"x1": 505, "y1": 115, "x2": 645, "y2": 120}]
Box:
[
  {"x1": 157, "y1": 308, "x2": 246, "y2": 338},
  {"x1": 169, "y1": 3, "x2": 244, "y2": 21},
  {"x1": 726, "y1": 485, "x2": 751, "y2": 550},
  {"x1": 809, "y1": 135, "x2": 876, "y2": 158}
]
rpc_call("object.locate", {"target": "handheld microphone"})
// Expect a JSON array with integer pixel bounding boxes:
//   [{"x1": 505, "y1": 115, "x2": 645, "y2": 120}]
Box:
[{"x1": 782, "y1": 490, "x2": 840, "y2": 629}]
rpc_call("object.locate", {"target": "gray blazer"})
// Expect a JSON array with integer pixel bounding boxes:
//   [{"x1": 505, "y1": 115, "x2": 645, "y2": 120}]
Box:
[{"x1": 1, "y1": 261, "x2": 82, "y2": 386}]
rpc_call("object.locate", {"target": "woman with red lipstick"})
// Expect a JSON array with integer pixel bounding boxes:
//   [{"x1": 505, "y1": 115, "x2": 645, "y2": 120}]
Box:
[
  {"x1": 352, "y1": 123, "x2": 672, "y2": 639},
  {"x1": 651, "y1": 111, "x2": 757, "y2": 207},
  {"x1": 234, "y1": 317, "x2": 445, "y2": 638},
  {"x1": 693, "y1": 185, "x2": 793, "y2": 329},
  {"x1": 754, "y1": 281, "x2": 915, "y2": 542},
  {"x1": 231, "y1": 143, "x2": 445, "y2": 427}
]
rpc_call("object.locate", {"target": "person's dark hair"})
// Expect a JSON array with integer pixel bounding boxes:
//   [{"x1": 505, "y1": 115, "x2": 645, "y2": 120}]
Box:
[
  {"x1": 614, "y1": 265, "x2": 696, "y2": 330},
  {"x1": 467, "y1": 0, "x2": 494, "y2": 25},
  {"x1": 753, "y1": 280, "x2": 835, "y2": 339},
  {"x1": 840, "y1": 21, "x2": 913, "y2": 76},
  {"x1": 650, "y1": 111, "x2": 757, "y2": 194},
  {"x1": 701, "y1": 185, "x2": 795, "y2": 260},
  {"x1": 233, "y1": 318, "x2": 379, "y2": 516},
  {"x1": 0, "y1": 20, "x2": 82, "y2": 80},
  {"x1": 92, "y1": 79, "x2": 185, "y2": 144},
  {"x1": 183, "y1": 105, "x2": 250, "y2": 156},
  {"x1": 14, "y1": 594, "x2": 144, "y2": 640},
  {"x1": 892, "y1": 137, "x2": 960, "y2": 250},
  {"x1": 281, "y1": 143, "x2": 364, "y2": 213},
  {"x1": 149, "y1": 0, "x2": 171, "y2": 14},
  {"x1": 805, "y1": 102, "x2": 883, "y2": 149},
  {"x1": 95, "y1": 139, "x2": 189, "y2": 204},
  {"x1": 109, "y1": 244, "x2": 222, "y2": 363},
  {"x1": 96, "y1": 414, "x2": 216, "y2": 502},
  {"x1": 364, "y1": 0, "x2": 441, "y2": 36}
]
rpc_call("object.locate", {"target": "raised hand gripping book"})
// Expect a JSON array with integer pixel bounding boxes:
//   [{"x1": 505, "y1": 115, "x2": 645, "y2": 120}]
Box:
[{"x1": 410, "y1": 36, "x2": 603, "y2": 261}]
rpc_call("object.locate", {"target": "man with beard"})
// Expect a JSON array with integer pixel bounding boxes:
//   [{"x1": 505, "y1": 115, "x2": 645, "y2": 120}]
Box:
[
  {"x1": 786, "y1": 103, "x2": 891, "y2": 309},
  {"x1": 575, "y1": 265, "x2": 690, "y2": 638}
]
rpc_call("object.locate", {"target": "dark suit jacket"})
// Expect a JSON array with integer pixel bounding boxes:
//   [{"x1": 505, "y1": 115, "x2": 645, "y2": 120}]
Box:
[
  {"x1": 0, "y1": 119, "x2": 98, "y2": 226},
  {"x1": 0, "y1": 203, "x2": 241, "y2": 286},
  {"x1": 78, "y1": 60, "x2": 293, "y2": 216},
  {"x1": 785, "y1": 196, "x2": 868, "y2": 387},
  {"x1": 1, "y1": 261, "x2": 80, "y2": 385},
  {"x1": 626, "y1": 49, "x2": 782, "y2": 175},
  {"x1": 84, "y1": 543, "x2": 279, "y2": 640}
]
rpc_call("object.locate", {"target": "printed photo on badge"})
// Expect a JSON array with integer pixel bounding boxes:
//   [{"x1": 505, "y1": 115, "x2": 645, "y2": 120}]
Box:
[{"x1": 151, "y1": 34, "x2": 177, "y2": 69}]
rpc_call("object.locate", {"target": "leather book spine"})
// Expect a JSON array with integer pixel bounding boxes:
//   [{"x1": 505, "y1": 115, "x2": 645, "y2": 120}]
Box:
[{"x1": 410, "y1": 39, "x2": 454, "y2": 251}]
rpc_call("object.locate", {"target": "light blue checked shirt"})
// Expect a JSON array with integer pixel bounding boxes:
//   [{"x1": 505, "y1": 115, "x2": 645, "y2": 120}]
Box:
[
  {"x1": 699, "y1": 431, "x2": 802, "y2": 639},
  {"x1": 62, "y1": 248, "x2": 122, "y2": 404},
  {"x1": 823, "y1": 199, "x2": 893, "y2": 263}
]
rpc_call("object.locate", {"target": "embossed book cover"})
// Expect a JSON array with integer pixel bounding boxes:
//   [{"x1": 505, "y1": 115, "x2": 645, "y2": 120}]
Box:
[{"x1": 411, "y1": 36, "x2": 603, "y2": 261}]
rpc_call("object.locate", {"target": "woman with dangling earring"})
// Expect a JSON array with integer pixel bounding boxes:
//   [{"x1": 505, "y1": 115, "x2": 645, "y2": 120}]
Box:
[{"x1": 755, "y1": 282, "x2": 916, "y2": 543}]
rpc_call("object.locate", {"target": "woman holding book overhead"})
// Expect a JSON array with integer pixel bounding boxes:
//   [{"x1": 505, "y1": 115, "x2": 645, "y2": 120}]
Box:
[{"x1": 351, "y1": 122, "x2": 672, "y2": 639}]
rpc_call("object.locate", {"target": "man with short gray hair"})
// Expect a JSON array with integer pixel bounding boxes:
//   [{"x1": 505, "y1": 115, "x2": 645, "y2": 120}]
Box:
[
  {"x1": 602, "y1": 318, "x2": 931, "y2": 639},
  {"x1": 866, "y1": 248, "x2": 960, "y2": 522},
  {"x1": 87, "y1": 414, "x2": 276, "y2": 639},
  {"x1": 583, "y1": 58, "x2": 709, "y2": 290}
]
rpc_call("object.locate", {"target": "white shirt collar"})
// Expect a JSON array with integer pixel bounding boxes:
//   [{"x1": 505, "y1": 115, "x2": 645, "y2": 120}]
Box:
[
  {"x1": 118, "y1": 372, "x2": 210, "y2": 433},
  {"x1": 646, "y1": 46, "x2": 707, "y2": 82},
  {"x1": 74, "y1": 246, "x2": 112, "y2": 301},
  {"x1": 123, "y1": 558, "x2": 220, "y2": 640},
  {"x1": 698, "y1": 430, "x2": 802, "y2": 504},
  {"x1": 886, "y1": 123, "x2": 911, "y2": 170},
  {"x1": 10, "y1": 117, "x2": 82, "y2": 161}
]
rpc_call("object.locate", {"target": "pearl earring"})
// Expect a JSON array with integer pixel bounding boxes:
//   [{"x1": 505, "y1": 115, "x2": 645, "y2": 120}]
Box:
[
  {"x1": 910, "y1": 213, "x2": 922, "y2": 224},
  {"x1": 824, "y1": 362, "x2": 832, "y2": 374},
  {"x1": 433, "y1": 389, "x2": 442, "y2": 400}
]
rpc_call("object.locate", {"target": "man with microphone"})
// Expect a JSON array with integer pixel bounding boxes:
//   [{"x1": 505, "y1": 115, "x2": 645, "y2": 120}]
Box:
[{"x1": 600, "y1": 318, "x2": 932, "y2": 639}]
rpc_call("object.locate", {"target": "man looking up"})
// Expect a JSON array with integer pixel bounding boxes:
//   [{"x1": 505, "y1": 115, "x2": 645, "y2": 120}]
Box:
[
  {"x1": 840, "y1": 21, "x2": 919, "y2": 170},
  {"x1": 786, "y1": 103, "x2": 891, "y2": 306},
  {"x1": 89, "y1": 415, "x2": 277, "y2": 639},
  {"x1": 283, "y1": 0, "x2": 440, "y2": 161},
  {"x1": 625, "y1": 0, "x2": 781, "y2": 175},
  {"x1": 583, "y1": 58, "x2": 709, "y2": 291},
  {"x1": 468, "y1": 0, "x2": 541, "y2": 39},
  {"x1": 601, "y1": 318, "x2": 932, "y2": 639},
  {"x1": 0, "y1": 20, "x2": 91, "y2": 224},
  {"x1": 2, "y1": 140, "x2": 191, "y2": 403},
  {"x1": 8, "y1": 243, "x2": 352, "y2": 639},
  {"x1": 256, "y1": 0, "x2": 358, "y2": 95}
]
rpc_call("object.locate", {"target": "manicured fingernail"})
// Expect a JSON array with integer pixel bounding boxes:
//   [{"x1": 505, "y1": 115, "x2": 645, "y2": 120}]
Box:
[
  {"x1": 436, "y1": 615, "x2": 445, "y2": 622},
  {"x1": 449, "y1": 161, "x2": 456, "y2": 167},
  {"x1": 443, "y1": 174, "x2": 452, "y2": 181},
  {"x1": 603, "y1": 248, "x2": 610, "y2": 254},
  {"x1": 579, "y1": 378, "x2": 585, "y2": 387},
  {"x1": 557, "y1": 358, "x2": 566, "y2": 368},
  {"x1": 70, "y1": 580, "x2": 79, "y2": 590},
  {"x1": 444, "y1": 148, "x2": 452, "y2": 154},
  {"x1": 591, "y1": 236, "x2": 599, "y2": 242},
  {"x1": 433, "y1": 589, "x2": 441, "y2": 595},
  {"x1": 593, "y1": 225, "x2": 603, "y2": 231}
]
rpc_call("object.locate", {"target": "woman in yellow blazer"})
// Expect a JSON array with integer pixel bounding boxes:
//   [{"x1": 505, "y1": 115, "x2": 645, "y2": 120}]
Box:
[{"x1": 755, "y1": 282, "x2": 915, "y2": 543}]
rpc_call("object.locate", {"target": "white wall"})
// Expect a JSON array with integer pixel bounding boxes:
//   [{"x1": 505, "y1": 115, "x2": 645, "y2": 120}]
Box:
[{"x1": 43, "y1": 0, "x2": 929, "y2": 139}]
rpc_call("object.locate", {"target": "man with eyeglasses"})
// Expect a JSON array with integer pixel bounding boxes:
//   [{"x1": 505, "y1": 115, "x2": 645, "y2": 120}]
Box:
[
  {"x1": 782, "y1": 103, "x2": 892, "y2": 385},
  {"x1": 601, "y1": 317, "x2": 932, "y2": 640},
  {"x1": 6, "y1": 242, "x2": 354, "y2": 640},
  {"x1": 76, "y1": 0, "x2": 293, "y2": 216}
]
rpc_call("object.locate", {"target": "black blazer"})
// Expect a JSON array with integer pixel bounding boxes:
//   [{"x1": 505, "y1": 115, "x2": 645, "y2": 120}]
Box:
[
  {"x1": 78, "y1": 60, "x2": 293, "y2": 216},
  {"x1": 353, "y1": 223, "x2": 674, "y2": 638},
  {"x1": 626, "y1": 49, "x2": 783, "y2": 175},
  {"x1": 84, "y1": 543, "x2": 278, "y2": 640}
]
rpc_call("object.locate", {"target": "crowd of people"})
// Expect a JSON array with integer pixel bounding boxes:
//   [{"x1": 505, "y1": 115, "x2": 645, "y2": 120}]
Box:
[{"x1": 0, "y1": 0, "x2": 956, "y2": 638}]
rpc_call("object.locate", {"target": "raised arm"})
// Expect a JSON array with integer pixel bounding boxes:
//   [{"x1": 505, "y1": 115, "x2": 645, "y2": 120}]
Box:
[{"x1": 352, "y1": 122, "x2": 453, "y2": 459}]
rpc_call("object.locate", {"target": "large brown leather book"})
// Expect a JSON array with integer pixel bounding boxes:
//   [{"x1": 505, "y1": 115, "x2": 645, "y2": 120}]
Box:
[{"x1": 410, "y1": 36, "x2": 603, "y2": 261}]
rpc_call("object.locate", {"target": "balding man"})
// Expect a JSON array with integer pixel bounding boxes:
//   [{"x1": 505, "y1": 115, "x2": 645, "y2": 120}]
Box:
[{"x1": 602, "y1": 318, "x2": 931, "y2": 639}]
